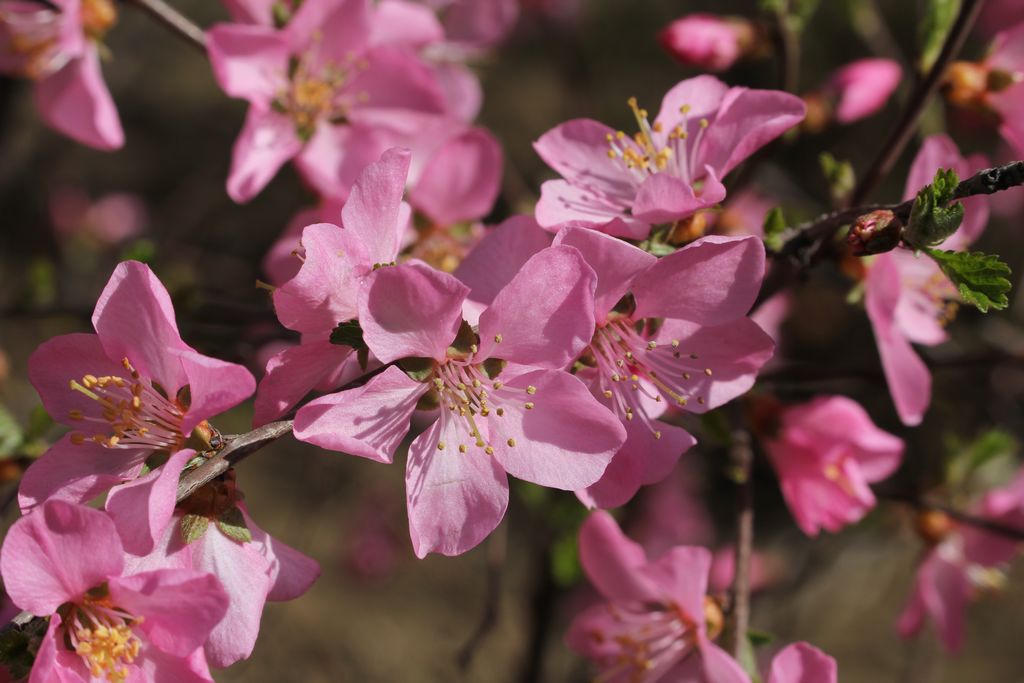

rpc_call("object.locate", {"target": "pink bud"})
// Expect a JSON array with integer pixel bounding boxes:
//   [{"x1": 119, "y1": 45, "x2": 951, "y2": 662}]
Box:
[
  {"x1": 828, "y1": 58, "x2": 902, "y2": 124},
  {"x1": 658, "y1": 14, "x2": 752, "y2": 72}
]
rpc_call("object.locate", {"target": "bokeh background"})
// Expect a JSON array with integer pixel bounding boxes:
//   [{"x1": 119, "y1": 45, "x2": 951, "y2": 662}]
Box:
[{"x1": 2, "y1": 0, "x2": 1024, "y2": 680}]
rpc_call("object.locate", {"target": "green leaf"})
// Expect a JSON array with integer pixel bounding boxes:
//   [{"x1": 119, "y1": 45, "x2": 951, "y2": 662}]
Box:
[
  {"x1": 180, "y1": 514, "x2": 210, "y2": 544},
  {"x1": 924, "y1": 249, "x2": 1012, "y2": 312},
  {"x1": 330, "y1": 320, "x2": 367, "y2": 349},
  {"x1": 216, "y1": 506, "x2": 253, "y2": 543},
  {"x1": 945, "y1": 429, "x2": 1019, "y2": 492},
  {"x1": 819, "y1": 152, "x2": 856, "y2": 205},
  {"x1": 904, "y1": 169, "x2": 964, "y2": 248},
  {"x1": 762, "y1": 207, "x2": 787, "y2": 252},
  {"x1": 399, "y1": 357, "x2": 436, "y2": 382},
  {"x1": 918, "y1": 0, "x2": 961, "y2": 73},
  {"x1": 550, "y1": 532, "x2": 582, "y2": 587},
  {"x1": 738, "y1": 632, "x2": 762, "y2": 683},
  {"x1": 24, "y1": 406, "x2": 54, "y2": 442},
  {"x1": 748, "y1": 629, "x2": 775, "y2": 647},
  {"x1": 0, "y1": 406, "x2": 22, "y2": 457}
]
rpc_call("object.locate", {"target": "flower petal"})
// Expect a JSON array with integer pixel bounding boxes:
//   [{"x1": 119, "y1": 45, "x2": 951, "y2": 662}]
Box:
[
  {"x1": 105, "y1": 449, "x2": 193, "y2": 557},
  {"x1": 631, "y1": 168, "x2": 726, "y2": 224},
  {"x1": 339, "y1": 147, "x2": 412, "y2": 266},
  {"x1": 767, "y1": 642, "x2": 838, "y2": 683},
  {"x1": 534, "y1": 179, "x2": 635, "y2": 232},
  {"x1": 205, "y1": 24, "x2": 289, "y2": 104},
  {"x1": 578, "y1": 510, "x2": 661, "y2": 603},
  {"x1": 533, "y1": 119, "x2": 636, "y2": 199},
  {"x1": 253, "y1": 341, "x2": 355, "y2": 427},
  {"x1": 35, "y1": 50, "x2": 123, "y2": 150},
  {"x1": 28, "y1": 332, "x2": 125, "y2": 429},
  {"x1": 409, "y1": 127, "x2": 503, "y2": 226},
  {"x1": 226, "y1": 106, "x2": 302, "y2": 203},
  {"x1": 177, "y1": 349, "x2": 255, "y2": 433},
  {"x1": 293, "y1": 365, "x2": 426, "y2": 462},
  {"x1": 632, "y1": 235, "x2": 765, "y2": 325},
  {"x1": 293, "y1": 122, "x2": 397, "y2": 203},
  {"x1": 1, "y1": 499, "x2": 124, "y2": 615}
]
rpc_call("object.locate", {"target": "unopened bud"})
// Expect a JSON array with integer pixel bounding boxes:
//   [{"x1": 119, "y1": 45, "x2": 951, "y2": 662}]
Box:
[
  {"x1": 915, "y1": 509, "x2": 954, "y2": 546},
  {"x1": 667, "y1": 212, "x2": 709, "y2": 245},
  {"x1": 847, "y1": 209, "x2": 902, "y2": 256},
  {"x1": 658, "y1": 14, "x2": 756, "y2": 72},
  {"x1": 943, "y1": 61, "x2": 990, "y2": 109}
]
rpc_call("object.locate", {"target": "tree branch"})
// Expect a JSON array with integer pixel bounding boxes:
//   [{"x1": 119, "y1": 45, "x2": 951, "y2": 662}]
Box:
[
  {"x1": 121, "y1": 0, "x2": 206, "y2": 52},
  {"x1": 849, "y1": 0, "x2": 985, "y2": 206},
  {"x1": 727, "y1": 426, "x2": 754, "y2": 658}
]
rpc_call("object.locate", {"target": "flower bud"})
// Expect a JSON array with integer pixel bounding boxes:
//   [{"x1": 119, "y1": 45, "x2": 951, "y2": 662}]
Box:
[
  {"x1": 827, "y1": 59, "x2": 902, "y2": 124},
  {"x1": 658, "y1": 14, "x2": 755, "y2": 72},
  {"x1": 666, "y1": 211, "x2": 708, "y2": 245},
  {"x1": 943, "y1": 61, "x2": 990, "y2": 108},
  {"x1": 914, "y1": 509, "x2": 954, "y2": 546},
  {"x1": 847, "y1": 209, "x2": 903, "y2": 256}
]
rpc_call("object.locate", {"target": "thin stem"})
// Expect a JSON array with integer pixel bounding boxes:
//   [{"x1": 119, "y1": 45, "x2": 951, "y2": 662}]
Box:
[
  {"x1": 121, "y1": 0, "x2": 206, "y2": 52},
  {"x1": 728, "y1": 426, "x2": 754, "y2": 658},
  {"x1": 774, "y1": 6, "x2": 800, "y2": 94},
  {"x1": 176, "y1": 420, "x2": 294, "y2": 501},
  {"x1": 849, "y1": 0, "x2": 985, "y2": 206}
]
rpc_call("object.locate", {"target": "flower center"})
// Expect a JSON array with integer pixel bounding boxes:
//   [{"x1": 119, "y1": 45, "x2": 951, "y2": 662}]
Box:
[
  {"x1": 586, "y1": 317, "x2": 712, "y2": 435},
  {"x1": 65, "y1": 595, "x2": 143, "y2": 683},
  {"x1": 276, "y1": 42, "x2": 369, "y2": 139},
  {"x1": 67, "y1": 357, "x2": 186, "y2": 451},
  {"x1": 0, "y1": 5, "x2": 64, "y2": 79},
  {"x1": 606, "y1": 98, "x2": 710, "y2": 185},
  {"x1": 429, "y1": 358, "x2": 536, "y2": 455},
  {"x1": 589, "y1": 601, "x2": 697, "y2": 682}
]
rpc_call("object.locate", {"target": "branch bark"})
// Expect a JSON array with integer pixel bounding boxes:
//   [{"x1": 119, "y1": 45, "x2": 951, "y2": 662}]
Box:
[
  {"x1": 727, "y1": 427, "x2": 754, "y2": 658},
  {"x1": 121, "y1": 0, "x2": 206, "y2": 52}
]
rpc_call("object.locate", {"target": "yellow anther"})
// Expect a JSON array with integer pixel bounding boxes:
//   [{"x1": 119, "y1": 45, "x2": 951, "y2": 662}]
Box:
[
  {"x1": 697, "y1": 397, "x2": 706, "y2": 405},
  {"x1": 496, "y1": 408, "x2": 505, "y2": 417},
  {"x1": 69, "y1": 410, "x2": 84, "y2": 421},
  {"x1": 492, "y1": 381, "x2": 503, "y2": 390},
  {"x1": 493, "y1": 334, "x2": 503, "y2": 343},
  {"x1": 680, "y1": 104, "x2": 691, "y2": 114},
  {"x1": 704, "y1": 368, "x2": 713, "y2": 376},
  {"x1": 526, "y1": 385, "x2": 537, "y2": 395},
  {"x1": 71, "y1": 433, "x2": 86, "y2": 445},
  {"x1": 653, "y1": 431, "x2": 662, "y2": 440},
  {"x1": 603, "y1": 390, "x2": 613, "y2": 398},
  {"x1": 647, "y1": 341, "x2": 657, "y2": 350},
  {"x1": 437, "y1": 442, "x2": 445, "y2": 451},
  {"x1": 507, "y1": 438, "x2": 516, "y2": 447},
  {"x1": 683, "y1": 372, "x2": 691, "y2": 380},
  {"x1": 459, "y1": 444, "x2": 467, "y2": 453},
  {"x1": 485, "y1": 446, "x2": 495, "y2": 455},
  {"x1": 699, "y1": 118, "x2": 709, "y2": 129},
  {"x1": 670, "y1": 339, "x2": 680, "y2": 348},
  {"x1": 524, "y1": 402, "x2": 535, "y2": 410}
]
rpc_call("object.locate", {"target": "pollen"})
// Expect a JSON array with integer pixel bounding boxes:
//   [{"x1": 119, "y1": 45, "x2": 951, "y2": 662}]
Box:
[
  {"x1": 524, "y1": 402, "x2": 534, "y2": 410},
  {"x1": 494, "y1": 334, "x2": 503, "y2": 343},
  {"x1": 506, "y1": 438, "x2": 516, "y2": 447},
  {"x1": 526, "y1": 385, "x2": 537, "y2": 395},
  {"x1": 67, "y1": 597, "x2": 142, "y2": 683}
]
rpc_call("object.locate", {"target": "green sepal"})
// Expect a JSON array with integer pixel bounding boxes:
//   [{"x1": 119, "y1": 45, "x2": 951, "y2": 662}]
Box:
[
  {"x1": 924, "y1": 248, "x2": 1012, "y2": 312},
  {"x1": 399, "y1": 357, "x2": 436, "y2": 382},
  {"x1": 181, "y1": 514, "x2": 211, "y2": 544},
  {"x1": 330, "y1": 320, "x2": 367, "y2": 349},
  {"x1": 216, "y1": 506, "x2": 252, "y2": 544},
  {"x1": 819, "y1": 152, "x2": 855, "y2": 205},
  {"x1": 481, "y1": 357, "x2": 507, "y2": 380},
  {"x1": 447, "y1": 320, "x2": 479, "y2": 359},
  {"x1": 904, "y1": 168, "x2": 964, "y2": 248}
]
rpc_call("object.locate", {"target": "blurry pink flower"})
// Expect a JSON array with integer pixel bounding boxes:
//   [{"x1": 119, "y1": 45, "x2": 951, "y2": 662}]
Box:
[
  {"x1": 206, "y1": 0, "x2": 448, "y2": 202},
  {"x1": 712, "y1": 187, "x2": 773, "y2": 238},
  {"x1": 766, "y1": 642, "x2": 837, "y2": 683},
  {"x1": 658, "y1": 14, "x2": 753, "y2": 72},
  {"x1": 254, "y1": 148, "x2": 412, "y2": 425},
  {"x1": 408, "y1": 126, "x2": 502, "y2": 226},
  {"x1": 983, "y1": 22, "x2": 1024, "y2": 157},
  {"x1": 567, "y1": 511, "x2": 747, "y2": 683},
  {"x1": 898, "y1": 470, "x2": 1024, "y2": 651},
  {"x1": 50, "y1": 188, "x2": 147, "y2": 246},
  {"x1": 293, "y1": 248, "x2": 625, "y2": 557},
  {"x1": 764, "y1": 395, "x2": 903, "y2": 536},
  {"x1": 978, "y1": 0, "x2": 1024, "y2": 38},
  {"x1": 0, "y1": 500, "x2": 228, "y2": 682},
  {"x1": 552, "y1": 227, "x2": 773, "y2": 508},
  {"x1": 533, "y1": 76, "x2": 804, "y2": 238},
  {"x1": 0, "y1": 0, "x2": 123, "y2": 148},
  {"x1": 826, "y1": 58, "x2": 902, "y2": 124},
  {"x1": 864, "y1": 135, "x2": 989, "y2": 425},
  {"x1": 22, "y1": 260, "x2": 255, "y2": 512},
  {"x1": 427, "y1": 0, "x2": 519, "y2": 50}
]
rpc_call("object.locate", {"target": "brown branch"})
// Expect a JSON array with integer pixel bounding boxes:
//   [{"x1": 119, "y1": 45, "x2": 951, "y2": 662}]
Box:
[
  {"x1": 121, "y1": 0, "x2": 206, "y2": 52},
  {"x1": 176, "y1": 420, "x2": 293, "y2": 502},
  {"x1": 727, "y1": 426, "x2": 754, "y2": 658},
  {"x1": 773, "y1": 5, "x2": 800, "y2": 94},
  {"x1": 849, "y1": 0, "x2": 985, "y2": 206}
]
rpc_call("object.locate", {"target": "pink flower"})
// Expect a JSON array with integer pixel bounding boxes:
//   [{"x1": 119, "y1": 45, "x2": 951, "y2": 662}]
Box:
[
  {"x1": 532, "y1": 76, "x2": 804, "y2": 238},
  {"x1": 22, "y1": 260, "x2": 256, "y2": 511},
  {"x1": 0, "y1": 0, "x2": 123, "y2": 148},
  {"x1": 50, "y1": 188, "x2": 147, "y2": 246},
  {"x1": 764, "y1": 395, "x2": 903, "y2": 536},
  {"x1": 978, "y1": 0, "x2": 1024, "y2": 38},
  {"x1": 983, "y1": 22, "x2": 1024, "y2": 156},
  {"x1": 552, "y1": 227, "x2": 774, "y2": 508},
  {"x1": 206, "y1": 0, "x2": 449, "y2": 202},
  {"x1": 254, "y1": 147, "x2": 412, "y2": 425},
  {"x1": 427, "y1": 0, "x2": 519, "y2": 50},
  {"x1": 864, "y1": 135, "x2": 989, "y2": 425},
  {"x1": 566, "y1": 511, "x2": 748, "y2": 683},
  {"x1": 0, "y1": 500, "x2": 229, "y2": 682},
  {"x1": 766, "y1": 642, "x2": 837, "y2": 683},
  {"x1": 898, "y1": 470, "x2": 1024, "y2": 652},
  {"x1": 293, "y1": 248, "x2": 625, "y2": 557},
  {"x1": 825, "y1": 58, "x2": 902, "y2": 124},
  {"x1": 658, "y1": 14, "x2": 753, "y2": 72}
]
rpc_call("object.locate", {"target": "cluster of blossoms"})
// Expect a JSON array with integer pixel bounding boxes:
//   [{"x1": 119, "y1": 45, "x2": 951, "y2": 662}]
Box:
[{"x1": 3, "y1": 0, "x2": 1024, "y2": 680}]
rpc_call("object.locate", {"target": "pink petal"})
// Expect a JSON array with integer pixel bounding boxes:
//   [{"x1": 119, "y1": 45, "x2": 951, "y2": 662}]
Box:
[
  {"x1": 358, "y1": 262, "x2": 469, "y2": 364},
  {"x1": 253, "y1": 340, "x2": 355, "y2": 426},
  {"x1": 18, "y1": 435, "x2": 147, "y2": 512},
  {"x1": 273, "y1": 222, "x2": 368, "y2": 337},
  {"x1": 699, "y1": 87, "x2": 806, "y2": 177},
  {"x1": 865, "y1": 255, "x2": 932, "y2": 426},
  {"x1": 177, "y1": 349, "x2": 255, "y2": 433},
  {"x1": 92, "y1": 260, "x2": 190, "y2": 395},
  {"x1": 631, "y1": 167, "x2": 726, "y2": 224},
  {"x1": 654, "y1": 75, "x2": 731, "y2": 130},
  {"x1": 647, "y1": 545, "x2": 711, "y2": 620},
  {"x1": 454, "y1": 215, "x2": 553, "y2": 324},
  {"x1": 262, "y1": 206, "x2": 318, "y2": 286},
  {"x1": 28, "y1": 332, "x2": 125, "y2": 428},
  {"x1": 339, "y1": 147, "x2": 412, "y2": 266},
  {"x1": 226, "y1": 106, "x2": 302, "y2": 203},
  {"x1": 442, "y1": 0, "x2": 519, "y2": 47},
  {"x1": 433, "y1": 62, "x2": 483, "y2": 122},
  {"x1": 829, "y1": 58, "x2": 902, "y2": 124},
  {"x1": 476, "y1": 246, "x2": 596, "y2": 368},
  {"x1": 768, "y1": 642, "x2": 838, "y2": 683},
  {"x1": 285, "y1": 0, "x2": 371, "y2": 58},
  {"x1": 105, "y1": 449, "x2": 193, "y2": 556},
  {"x1": 632, "y1": 235, "x2": 765, "y2": 325},
  {"x1": 652, "y1": 317, "x2": 775, "y2": 412},
  {"x1": 553, "y1": 225, "x2": 655, "y2": 321},
  {"x1": 534, "y1": 179, "x2": 636, "y2": 232},
  {"x1": 897, "y1": 551, "x2": 970, "y2": 652},
  {"x1": 578, "y1": 510, "x2": 661, "y2": 603},
  {"x1": 1, "y1": 500, "x2": 124, "y2": 614},
  {"x1": 533, "y1": 119, "x2": 638, "y2": 201},
  {"x1": 372, "y1": 0, "x2": 445, "y2": 48},
  {"x1": 109, "y1": 568, "x2": 229, "y2": 656},
  {"x1": 132, "y1": 647, "x2": 215, "y2": 683},
  {"x1": 243, "y1": 506, "x2": 320, "y2": 601},
  {"x1": 346, "y1": 46, "x2": 447, "y2": 115},
  {"x1": 293, "y1": 122, "x2": 397, "y2": 203},
  {"x1": 405, "y1": 413, "x2": 509, "y2": 558},
  {"x1": 35, "y1": 50, "x2": 123, "y2": 150},
  {"x1": 486, "y1": 368, "x2": 622, "y2": 489},
  {"x1": 698, "y1": 641, "x2": 750, "y2": 683},
  {"x1": 409, "y1": 127, "x2": 503, "y2": 226},
  {"x1": 293, "y1": 365, "x2": 426, "y2": 462},
  {"x1": 205, "y1": 24, "x2": 289, "y2": 104}
]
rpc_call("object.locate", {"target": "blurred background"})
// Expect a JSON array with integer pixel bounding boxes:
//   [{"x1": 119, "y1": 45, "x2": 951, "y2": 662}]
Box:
[{"x1": 2, "y1": 0, "x2": 1024, "y2": 680}]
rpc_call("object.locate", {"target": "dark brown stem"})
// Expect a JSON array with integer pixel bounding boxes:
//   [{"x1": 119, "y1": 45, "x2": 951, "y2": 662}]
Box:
[
  {"x1": 456, "y1": 519, "x2": 507, "y2": 671},
  {"x1": 849, "y1": 0, "x2": 985, "y2": 206},
  {"x1": 727, "y1": 427, "x2": 754, "y2": 658},
  {"x1": 884, "y1": 493, "x2": 1024, "y2": 541},
  {"x1": 122, "y1": 0, "x2": 206, "y2": 52},
  {"x1": 773, "y1": 6, "x2": 800, "y2": 93}
]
